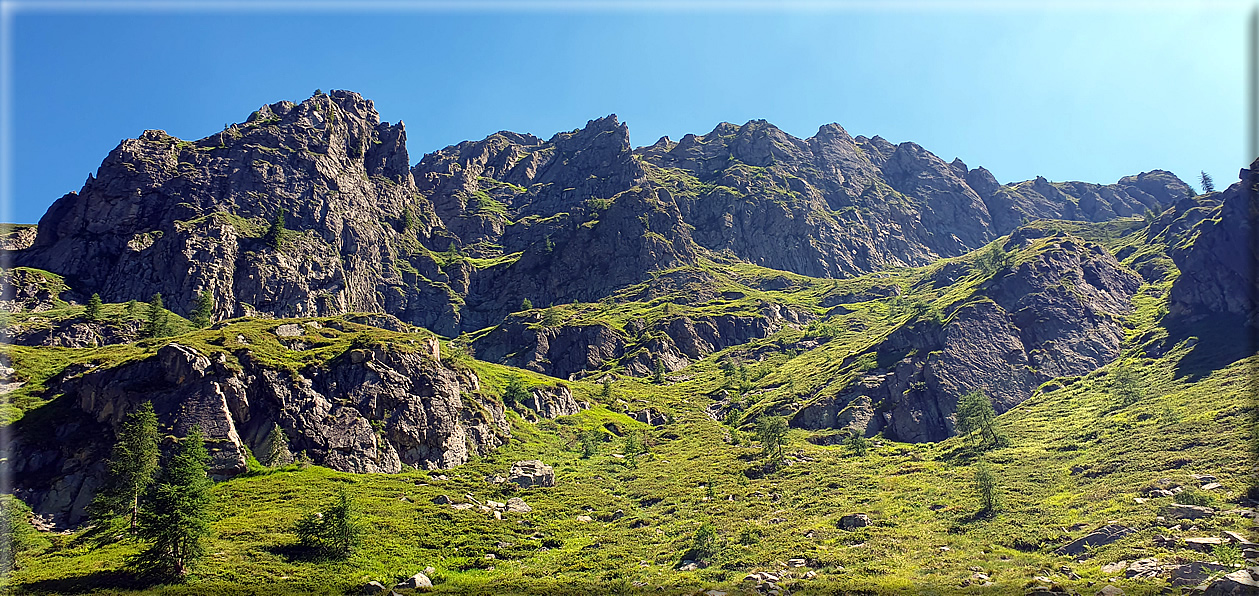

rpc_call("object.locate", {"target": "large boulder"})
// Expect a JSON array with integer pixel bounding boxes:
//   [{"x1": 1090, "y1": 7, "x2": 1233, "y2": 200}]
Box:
[
  {"x1": 1055, "y1": 524, "x2": 1136, "y2": 556},
  {"x1": 507, "y1": 460, "x2": 555, "y2": 488}
]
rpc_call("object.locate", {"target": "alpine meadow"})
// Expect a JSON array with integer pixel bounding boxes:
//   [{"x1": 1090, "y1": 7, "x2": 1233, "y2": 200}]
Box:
[{"x1": 1, "y1": 86, "x2": 1255, "y2": 596}]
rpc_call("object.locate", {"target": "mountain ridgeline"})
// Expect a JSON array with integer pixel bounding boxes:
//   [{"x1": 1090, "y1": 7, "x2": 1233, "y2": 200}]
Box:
[{"x1": 15, "y1": 90, "x2": 1190, "y2": 334}]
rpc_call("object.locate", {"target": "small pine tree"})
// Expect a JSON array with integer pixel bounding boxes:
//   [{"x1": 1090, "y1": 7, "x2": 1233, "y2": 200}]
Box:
[
  {"x1": 974, "y1": 242, "x2": 1010, "y2": 277},
  {"x1": 84, "y1": 293, "x2": 103, "y2": 322},
  {"x1": 294, "y1": 488, "x2": 361, "y2": 559},
  {"x1": 845, "y1": 433, "x2": 870, "y2": 457},
  {"x1": 653, "y1": 357, "x2": 666, "y2": 384},
  {"x1": 601, "y1": 377, "x2": 613, "y2": 401},
  {"x1": 89, "y1": 402, "x2": 160, "y2": 533},
  {"x1": 756, "y1": 416, "x2": 788, "y2": 469},
  {"x1": 131, "y1": 426, "x2": 214, "y2": 579},
  {"x1": 520, "y1": 297, "x2": 533, "y2": 311},
  {"x1": 189, "y1": 291, "x2": 214, "y2": 329},
  {"x1": 502, "y1": 376, "x2": 530, "y2": 408},
  {"x1": 580, "y1": 430, "x2": 598, "y2": 458},
  {"x1": 974, "y1": 460, "x2": 999, "y2": 514},
  {"x1": 142, "y1": 293, "x2": 171, "y2": 339},
  {"x1": 623, "y1": 433, "x2": 640, "y2": 469},
  {"x1": 1200, "y1": 171, "x2": 1215, "y2": 194},
  {"x1": 689, "y1": 522, "x2": 718, "y2": 564},
  {"x1": 265, "y1": 209, "x2": 286, "y2": 250},
  {"x1": 1110, "y1": 362, "x2": 1142, "y2": 408},
  {"x1": 125, "y1": 299, "x2": 140, "y2": 320},
  {"x1": 262, "y1": 423, "x2": 290, "y2": 467},
  {"x1": 955, "y1": 390, "x2": 1007, "y2": 451}
]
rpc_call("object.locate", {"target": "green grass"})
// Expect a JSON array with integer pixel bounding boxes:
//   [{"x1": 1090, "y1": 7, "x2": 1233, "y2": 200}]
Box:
[{"x1": 4, "y1": 222, "x2": 1254, "y2": 594}]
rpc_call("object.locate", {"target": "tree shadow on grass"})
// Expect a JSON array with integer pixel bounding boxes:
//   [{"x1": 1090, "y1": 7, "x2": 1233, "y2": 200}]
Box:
[
  {"x1": 263, "y1": 542, "x2": 325, "y2": 563},
  {"x1": 16, "y1": 569, "x2": 158, "y2": 594}
]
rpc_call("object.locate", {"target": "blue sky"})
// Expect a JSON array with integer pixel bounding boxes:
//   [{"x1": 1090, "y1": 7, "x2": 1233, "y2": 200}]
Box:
[{"x1": 3, "y1": 4, "x2": 1250, "y2": 224}]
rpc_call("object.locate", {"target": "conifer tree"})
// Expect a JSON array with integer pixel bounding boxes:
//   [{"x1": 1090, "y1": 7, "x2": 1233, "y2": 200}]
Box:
[
  {"x1": 756, "y1": 415, "x2": 788, "y2": 469},
  {"x1": 84, "y1": 293, "x2": 103, "y2": 322},
  {"x1": 142, "y1": 293, "x2": 170, "y2": 339},
  {"x1": 956, "y1": 390, "x2": 1007, "y2": 451},
  {"x1": 89, "y1": 402, "x2": 160, "y2": 533},
  {"x1": 265, "y1": 208, "x2": 286, "y2": 250},
  {"x1": 1200, "y1": 171, "x2": 1215, "y2": 194},
  {"x1": 262, "y1": 423, "x2": 290, "y2": 468},
  {"x1": 132, "y1": 426, "x2": 214, "y2": 579},
  {"x1": 189, "y1": 291, "x2": 214, "y2": 329}
]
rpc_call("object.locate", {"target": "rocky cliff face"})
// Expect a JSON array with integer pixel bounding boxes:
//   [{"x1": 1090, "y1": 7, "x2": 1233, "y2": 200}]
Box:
[
  {"x1": 10, "y1": 91, "x2": 1193, "y2": 340},
  {"x1": 1166, "y1": 158, "x2": 1259, "y2": 325},
  {"x1": 8, "y1": 337, "x2": 507, "y2": 526},
  {"x1": 471, "y1": 305, "x2": 813, "y2": 380},
  {"x1": 792, "y1": 231, "x2": 1141, "y2": 442}
]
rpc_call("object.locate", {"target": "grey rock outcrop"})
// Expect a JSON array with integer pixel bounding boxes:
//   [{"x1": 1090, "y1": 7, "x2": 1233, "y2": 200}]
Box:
[
  {"x1": 519, "y1": 384, "x2": 586, "y2": 419},
  {"x1": 507, "y1": 460, "x2": 554, "y2": 488},
  {"x1": 793, "y1": 231, "x2": 1141, "y2": 441},
  {"x1": 8, "y1": 340, "x2": 507, "y2": 526}
]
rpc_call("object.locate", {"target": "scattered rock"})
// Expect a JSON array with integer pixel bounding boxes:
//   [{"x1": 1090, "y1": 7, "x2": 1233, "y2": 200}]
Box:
[
  {"x1": 394, "y1": 572, "x2": 432, "y2": 591},
  {"x1": 1101, "y1": 561, "x2": 1128, "y2": 574},
  {"x1": 506, "y1": 497, "x2": 531, "y2": 513},
  {"x1": 1165, "y1": 561, "x2": 1230, "y2": 587},
  {"x1": 1200, "y1": 569, "x2": 1259, "y2": 595},
  {"x1": 679, "y1": 562, "x2": 698, "y2": 572},
  {"x1": 1124, "y1": 558, "x2": 1162, "y2": 579},
  {"x1": 839, "y1": 513, "x2": 871, "y2": 529},
  {"x1": 787, "y1": 558, "x2": 807, "y2": 568},
  {"x1": 507, "y1": 460, "x2": 555, "y2": 488},
  {"x1": 1203, "y1": 482, "x2": 1224, "y2": 491},
  {"x1": 1055, "y1": 524, "x2": 1136, "y2": 556},
  {"x1": 274, "y1": 323, "x2": 304, "y2": 337},
  {"x1": 1163, "y1": 503, "x2": 1215, "y2": 520},
  {"x1": 359, "y1": 580, "x2": 388, "y2": 594},
  {"x1": 432, "y1": 495, "x2": 452, "y2": 505},
  {"x1": 1095, "y1": 586, "x2": 1125, "y2": 596},
  {"x1": 576, "y1": 515, "x2": 593, "y2": 522},
  {"x1": 1185, "y1": 536, "x2": 1227, "y2": 552}
]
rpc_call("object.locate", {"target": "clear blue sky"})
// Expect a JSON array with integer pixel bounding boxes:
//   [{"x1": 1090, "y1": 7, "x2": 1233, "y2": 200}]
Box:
[{"x1": 3, "y1": 4, "x2": 1250, "y2": 224}]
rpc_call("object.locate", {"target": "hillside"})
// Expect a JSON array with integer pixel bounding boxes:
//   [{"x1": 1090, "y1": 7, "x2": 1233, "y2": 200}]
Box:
[{"x1": 1, "y1": 90, "x2": 1255, "y2": 595}]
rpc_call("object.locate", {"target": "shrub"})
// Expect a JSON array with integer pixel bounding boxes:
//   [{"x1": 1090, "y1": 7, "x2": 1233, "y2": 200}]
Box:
[
  {"x1": 688, "y1": 522, "x2": 718, "y2": 564},
  {"x1": 502, "y1": 376, "x2": 530, "y2": 408},
  {"x1": 294, "y1": 488, "x2": 361, "y2": 559},
  {"x1": 845, "y1": 433, "x2": 870, "y2": 456},
  {"x1": 756, "y1": 416, "x2": 788, "y2": 469},
  {"x1": 974, "y1": 461, "x2": 999, "y2": 514}
]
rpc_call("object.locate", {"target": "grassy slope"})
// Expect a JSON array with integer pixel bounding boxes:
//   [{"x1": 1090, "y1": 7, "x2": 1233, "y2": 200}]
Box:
[{"x1": 5, "y1": 222, "x2": 1255, "y2": 595}]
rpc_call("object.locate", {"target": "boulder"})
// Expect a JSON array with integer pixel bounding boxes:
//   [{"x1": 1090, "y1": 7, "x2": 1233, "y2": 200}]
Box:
[
  {"x1": 394, "y1": 572, "x2": 432, "y2": 590},
  {"x1": 1163, "y1": 503, "x2": 1215, "y2": 520},
  {"x1": 359, "y1": 580, "x2": 387, "y2": 594},
  {"x1": 1055, "y1": 524, "x2": 1136, "y2": 556},
  {"x1": 1201, "y1": 570, "x2": 1259, "y2": 595},
  {"x1": 506, "y1": 497, "x2": 531, "y2": 513},
  {"x1": 1096, "y1": 586, "x2": 1125, "y2": 596},
  {"x1": 507, "y1": 460, "x2": 555, "y2": 488},
  {"x1": 1124, "y1": 558, "x2": 1162, "y2": 579},
  {"x1": 839, "y1": 513, "x2": 871, "y2": 529},
  {"x1": 1185, "y1": 536, "x2": 1227, "y2": 552}
]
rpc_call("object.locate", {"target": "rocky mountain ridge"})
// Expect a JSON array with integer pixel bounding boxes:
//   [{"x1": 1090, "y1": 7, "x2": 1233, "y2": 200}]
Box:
[{"x1": 11, "y1": 90, "x2": 1192, "y2": 340}]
